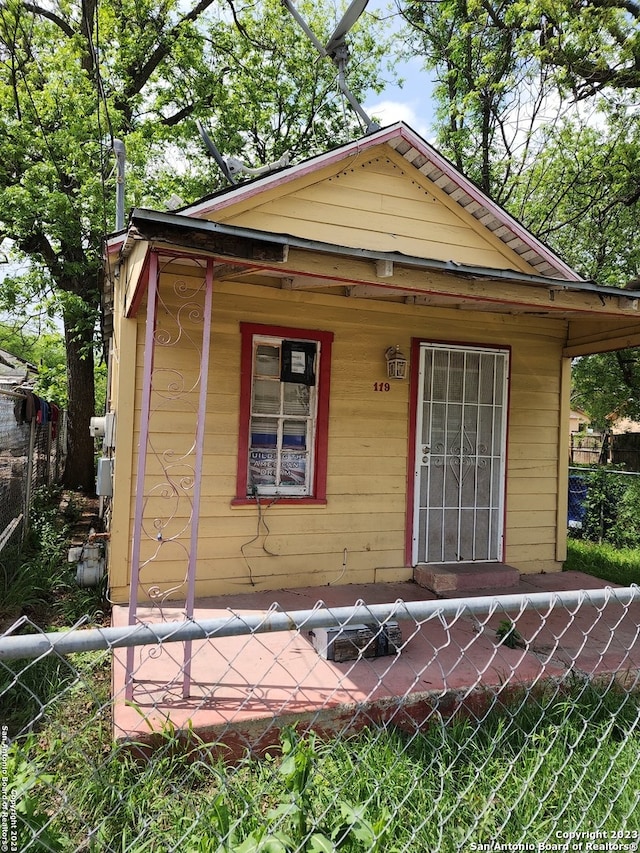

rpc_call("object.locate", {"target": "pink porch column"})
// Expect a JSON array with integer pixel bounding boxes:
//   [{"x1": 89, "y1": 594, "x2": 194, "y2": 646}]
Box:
[{"x1": 125, "y1": 254, "x2": 214, "y2": 701}]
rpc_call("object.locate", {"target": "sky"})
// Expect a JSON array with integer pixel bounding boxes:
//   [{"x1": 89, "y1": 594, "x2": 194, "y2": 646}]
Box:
[
  {"x1": 365, "y1": 55, "x2": 436, "y2": 141},
  {"x1": 361, "y1": 0, "x2": 437, "y2": 140}
]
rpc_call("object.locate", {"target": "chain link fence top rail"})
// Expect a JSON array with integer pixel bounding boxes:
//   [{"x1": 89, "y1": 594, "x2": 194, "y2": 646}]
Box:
[{"x1": 2, "y1": 584, "x2": 640, "y2": 851}]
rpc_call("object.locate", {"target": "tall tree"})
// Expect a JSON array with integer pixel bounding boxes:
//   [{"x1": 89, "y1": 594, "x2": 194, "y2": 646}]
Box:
[
  {"x1": 400, "y1": 0, "x2": 640, "y2": 423},
  {"x1": 0, "y1": 0, "x2": 388, "y2": 490},
  {"x1": 510, "y1": 108, "x2": 640, "y2": 284},
  {"x1": 400, "y1": 0, "x2": 552, "y2": 202},
  {"x1": 510, "y1": 0, "x2": 640, "y2": 100},
  {"x1": 400, "y1": 0, "x2": 640, "y2": 222},
  {"x1": 572, "y1": 350, "x2": 640, "y2": 428}
]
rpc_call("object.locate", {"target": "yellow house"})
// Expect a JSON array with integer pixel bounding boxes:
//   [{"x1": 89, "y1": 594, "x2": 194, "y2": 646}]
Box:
[{"x1": 102, "y1": 122, "x2": 640, "y2": 607}]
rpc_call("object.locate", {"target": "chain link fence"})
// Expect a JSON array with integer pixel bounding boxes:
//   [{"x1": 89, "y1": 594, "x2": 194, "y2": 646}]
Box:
[
  {"x1": 0, "y1": 390, "x2": 66, "y2": 553},
  {"x1": 568, "y1": 466, "x2": 640, "y2": 548},
  {"x1": 2, "y1": 584, "x2": 640, "y2": 851}
]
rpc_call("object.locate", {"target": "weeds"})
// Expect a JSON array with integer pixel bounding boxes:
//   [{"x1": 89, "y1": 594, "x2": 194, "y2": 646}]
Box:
[
  {"x1": 1, "y1": 487, "x2": 109, "y2": 736},
  {"x1": 495, "y1": 619, "x2": 524, "y2": 649},
  {"x1": 0, "y1": 487, "x2": 106, "y2": 630},
  {"x1": 8, "y1": 681, "x2": 640, "y2": 850},
  {"x1": 564, "y1": 538, "x2": 640, "y2": 586},
  {"x1": 0, "y1": 554, "x2": 51, "y2": 622},
  {"x1": 568, "y1": 467, "x2": 640, "y2": 552},
  {"x1": 5, "y1": 489, "x2": 640, "y2": 848},
  {"x1": 6, "y1": 734, "x2": 67, "y2": 851},
  {"x1": 205, "y1": 727, "x2": 398, "y2": 852}
]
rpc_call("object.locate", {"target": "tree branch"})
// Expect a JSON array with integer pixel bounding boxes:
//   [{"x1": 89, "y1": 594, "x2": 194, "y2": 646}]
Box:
[
  {"x1": 121, "y1": 0, "x2": 219, "y2": 102},
  {"x1": 21, "y1": 3, "x2": 75, "y2": 38},
  {"x1": 588, "y1": 0, "x2": 640, "y2": 19},
  {"x1": 17, "y1": 230, "x2": 60, "y2": 279},
  {"x1": 615, "y1": 350, "x2": 639, "y2": 390}
]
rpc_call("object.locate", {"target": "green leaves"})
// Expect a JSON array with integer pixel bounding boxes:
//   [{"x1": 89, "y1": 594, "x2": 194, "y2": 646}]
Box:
[
  {"x1": 185, "y1": 0, "x2": 391, "y2": 171},
  {"x1": 6, "y1": 735, "x2": 66, "y2": 851},
  {"x1": 402, "y1": 0, "x2": 640, "y2": 424},
  {"x1": 402, "y1": 0, "x2": 529, "y2": 196},
  {"x1": 336, "y1": 803, "x2": 399, "y2": 853},
  {"x1": 0, "y1": 0, "x2": 392, "y2": 487},
  {"x1": 207, "y1": 726, "x2": 393, "y2": 853},
  {"x1": 495, "y1": 619, "x2": 524, "y2": 650},
  {"x1": 0, "y1": 0, "x2": 391, "y2": 289},
  {"x1": 572, "y1": 349, "x2": 640, "y2": 429}
]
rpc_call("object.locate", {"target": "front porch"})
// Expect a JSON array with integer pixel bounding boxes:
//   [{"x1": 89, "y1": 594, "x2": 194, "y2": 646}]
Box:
[{"x1": 112, "y1": 571, "x2": 640, "y2": 758}]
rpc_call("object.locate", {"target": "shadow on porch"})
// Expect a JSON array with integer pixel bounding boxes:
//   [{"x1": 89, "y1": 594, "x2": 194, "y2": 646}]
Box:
[{"x1": 111, "y1": 572, "x2": 640, "y2": 760}]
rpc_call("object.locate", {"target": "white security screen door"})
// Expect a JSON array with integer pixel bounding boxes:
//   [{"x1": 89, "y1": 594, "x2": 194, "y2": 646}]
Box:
[{"x1": 413, "y1": 344, "x2": 509, "y2": 565}]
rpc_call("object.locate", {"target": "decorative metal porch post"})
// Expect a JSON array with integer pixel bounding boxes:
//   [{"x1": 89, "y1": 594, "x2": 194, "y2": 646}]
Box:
[{"x1": 125, "y1": 254, "x2": 214, "y2": 701}]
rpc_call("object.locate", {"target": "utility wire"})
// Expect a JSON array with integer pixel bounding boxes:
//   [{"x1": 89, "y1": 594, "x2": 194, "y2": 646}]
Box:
[
  {"x1": 10, "y1": 25, "x2": 71, "y2": 212},
  {"x1": 82, "y1": 0, "x2": 114, "y2": 238}
]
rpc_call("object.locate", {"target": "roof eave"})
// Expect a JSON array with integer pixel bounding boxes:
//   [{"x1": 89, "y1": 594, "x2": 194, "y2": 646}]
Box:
[{"x1": 126, "y1": 207, "x2": 631, "y2": 302}]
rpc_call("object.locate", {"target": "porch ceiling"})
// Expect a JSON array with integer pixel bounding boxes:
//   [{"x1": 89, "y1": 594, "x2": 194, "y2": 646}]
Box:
[{"x1": 122, "y1": 209, "x2": 640, "y2": 356}]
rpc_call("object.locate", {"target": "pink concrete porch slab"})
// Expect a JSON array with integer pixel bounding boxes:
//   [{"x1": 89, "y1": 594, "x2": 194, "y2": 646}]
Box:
[
  {"x1": 111, "y1": 574, "x2": 640, "y2": 757},
  {"x1": 478, "y1": 572, "x2": 640, "y2": 677}
]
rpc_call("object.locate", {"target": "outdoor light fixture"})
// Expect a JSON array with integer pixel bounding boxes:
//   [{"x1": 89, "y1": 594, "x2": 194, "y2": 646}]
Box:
[{"x1": 385, "y1": 345, "x2": 407, "y2": 380}]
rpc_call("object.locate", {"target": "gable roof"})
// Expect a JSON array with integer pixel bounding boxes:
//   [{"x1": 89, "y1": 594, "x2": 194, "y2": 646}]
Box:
[
  {"x1": 106, "y1": 122, "x2": 640, "y2": 357},
  {"x1": 179, "y1": 122, "x2": 581, "y2": 283},
  {"x1": 0, "y1": 348, "x2": 38, "y2": 388}
]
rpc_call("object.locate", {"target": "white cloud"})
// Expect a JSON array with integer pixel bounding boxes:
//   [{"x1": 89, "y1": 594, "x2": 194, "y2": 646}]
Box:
[{"x1": 365, "y1": 98, "x2": 434, "y2": 142}]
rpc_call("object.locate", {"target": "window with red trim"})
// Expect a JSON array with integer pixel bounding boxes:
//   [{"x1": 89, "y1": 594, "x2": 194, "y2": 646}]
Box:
[{"x1": 236, "y1": 323, "x2": 333, "y2": 502}]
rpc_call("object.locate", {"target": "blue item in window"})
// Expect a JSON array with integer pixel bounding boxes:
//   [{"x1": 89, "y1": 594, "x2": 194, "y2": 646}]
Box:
[
  {"x1": 283, "y1": 434, "x2": 305, "y2": 448},
  {"x1": 568, "y1": 475, "x2": 587, "y2": 528},
  {"x1": 251, "y1": 433, "x2": 277, "y2": 447}
]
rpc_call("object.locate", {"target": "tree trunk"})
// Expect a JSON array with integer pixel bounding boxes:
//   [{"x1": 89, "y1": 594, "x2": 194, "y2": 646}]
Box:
[{"x1": 62, "y1": 318, "x2": 96, "y2": 492}]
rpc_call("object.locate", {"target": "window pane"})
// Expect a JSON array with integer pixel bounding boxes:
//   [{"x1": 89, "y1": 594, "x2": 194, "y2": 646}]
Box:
[
  {"x1": 250, "y1": 417, "x2": 277, "y2": 447},
  {"x1": 242, "y1": 329, "x2": 330, "y2": 498},
  {"x1": 283, "y1": 383, "x2": 310, "y2": 416},
  {"x1": 283, "y1": 420, "x2": 307, "y2": 449},
  {"x1": 248, "y1": 450, "x2": 277, "y2": 486},
  {"x1": 255, "y1": 345, "x2": 280, "y2": 377},
  {"x1": 253, "y1": 378, "x2": 280, "y2": 414},
  {"x1": 280, "y1": 452, "x2": 307, "y2": 486}
]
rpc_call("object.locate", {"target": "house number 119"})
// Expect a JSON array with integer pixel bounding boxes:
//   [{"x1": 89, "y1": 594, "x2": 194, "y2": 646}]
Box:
[{"x1": 374, "y1": 382, "x2": 391, "y2": 392}]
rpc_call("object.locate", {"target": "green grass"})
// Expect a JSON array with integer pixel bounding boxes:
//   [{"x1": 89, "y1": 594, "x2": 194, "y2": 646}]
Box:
[
  {"x1": 1, "y1": 486, "x2": 107, "y2": 629},
  {"x1": 9, "y1": 678, "x2": 640, "y2": 851},
  {"x1": 564, "y1": 537, "x2": 640, "y2": 586},
  {"x1": 1, "y1": 487, "x2": 109, "y2": 737}
]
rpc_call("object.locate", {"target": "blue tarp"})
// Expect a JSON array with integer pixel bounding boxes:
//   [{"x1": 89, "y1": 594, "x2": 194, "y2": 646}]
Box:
[{"x1": 568, "y1": 475, "x2": 588, "y2": 528}]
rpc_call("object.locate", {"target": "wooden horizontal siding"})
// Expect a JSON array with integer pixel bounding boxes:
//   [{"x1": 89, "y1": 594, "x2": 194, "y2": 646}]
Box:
[
  {"x1": 508, "y1": 477, "x2": 557, "y2": 495},
  {"x1": 108, "y1": 268, "x2": 569, "y2": 601},
  {"x1": 506, "y1": 526, "x2": 557, "y2": 546},
  {"x1": 508, "y1": 460, "x2": 559, "y2": 478},
  {"x1": 504, "y1": 338, "x2": 563, "y2": 570},
  {"x1": 121, "y1": 548, "x2": 409, "y2": 602},
  {"x1": 219, "y1": 148, "x2": 535, "y2": 275},
  {"x1": 229, "y1": 209, "x2": 521, "y2": 272}
]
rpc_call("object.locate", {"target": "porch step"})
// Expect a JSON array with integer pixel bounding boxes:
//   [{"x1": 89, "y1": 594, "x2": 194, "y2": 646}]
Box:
[{"x1": 414, "y1": 562, "x2": 521, "y2": 595}]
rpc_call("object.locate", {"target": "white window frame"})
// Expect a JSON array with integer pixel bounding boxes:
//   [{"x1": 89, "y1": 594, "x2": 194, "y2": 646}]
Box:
[{"x1": 248, "y1": 334, "x2": 320, "y2": 497}]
